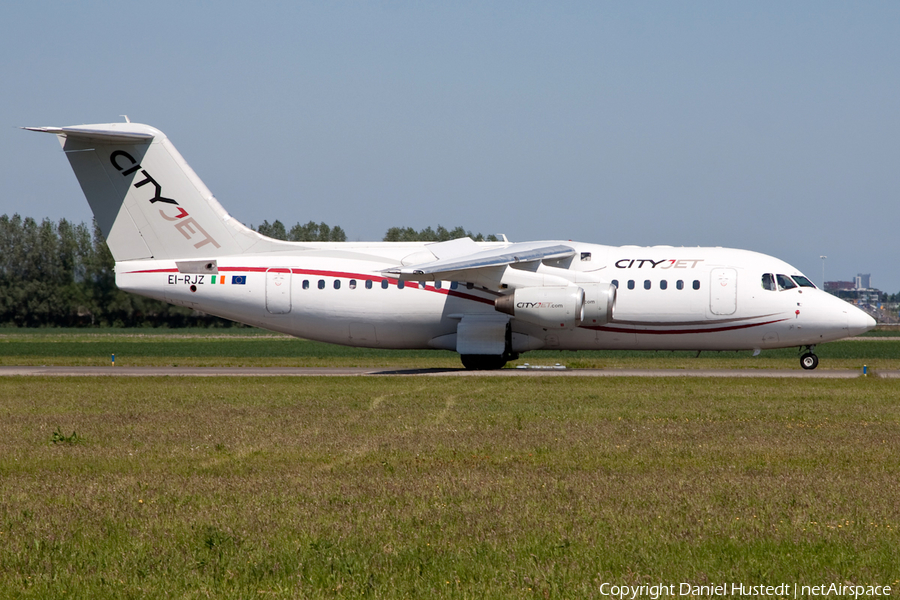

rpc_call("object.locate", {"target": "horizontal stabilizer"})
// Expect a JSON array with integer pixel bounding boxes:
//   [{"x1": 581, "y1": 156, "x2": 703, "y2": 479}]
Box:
[{"x1": 23, "y1": 125, "x2": 155, "y2": 144}]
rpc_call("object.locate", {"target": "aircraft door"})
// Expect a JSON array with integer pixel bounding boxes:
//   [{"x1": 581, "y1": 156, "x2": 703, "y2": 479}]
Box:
[
  {"x1": 709, "y1": 268, "x2": 737, "y2": 315},
  {"x1": 266, "y1": 268, "x2": 292, "y2": 314}
]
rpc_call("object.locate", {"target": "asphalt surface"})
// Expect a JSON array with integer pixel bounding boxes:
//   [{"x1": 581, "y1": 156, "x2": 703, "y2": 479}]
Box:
[{"x1": 0, "y1": 366, "x2": 887, "y2": 378}]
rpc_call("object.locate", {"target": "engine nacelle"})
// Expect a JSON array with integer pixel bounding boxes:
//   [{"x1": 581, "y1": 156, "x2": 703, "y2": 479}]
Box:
[
  {"x1": 494, "y1": 286, "x2": 585, "y2": 329},
  {"x1": 581, "y1": 282, "x2": 616, "y2": 325}
]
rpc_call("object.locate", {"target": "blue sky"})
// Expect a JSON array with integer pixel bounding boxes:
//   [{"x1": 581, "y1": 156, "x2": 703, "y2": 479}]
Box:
[{"x1": 3, "y1": 2, "x2": 898, "y2": 290}]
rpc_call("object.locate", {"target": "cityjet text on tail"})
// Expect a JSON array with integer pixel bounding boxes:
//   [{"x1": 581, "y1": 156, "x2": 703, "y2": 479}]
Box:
[{"x1": 26, "y1": 122, "x2": 875, "y2": 369}]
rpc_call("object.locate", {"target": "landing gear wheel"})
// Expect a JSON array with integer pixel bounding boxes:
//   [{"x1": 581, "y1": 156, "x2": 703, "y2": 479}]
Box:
[
  {"x1": 460, "y1": 355, "x2": 507, "y2": 370},
  {"x1": 800, "y1": 352, "x2": 819, "y2": 370}
]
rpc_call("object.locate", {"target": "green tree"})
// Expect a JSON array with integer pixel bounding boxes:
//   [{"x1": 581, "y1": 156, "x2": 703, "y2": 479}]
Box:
[
  {"x1": 256, "y1": 220, "x2": 288, "y2": 240},
  {"x1": 0, "y1": 215, "x2": 82, "y2": 326},
  {"x1": 288, "y1": 221, "x2": 348, "y2": 242},
  {"x1": 255, "y1": 220, "x2": 347, "y2": 242},
  {"x1": 383, "y1": 225, "x2": 498, "y2": 242}
]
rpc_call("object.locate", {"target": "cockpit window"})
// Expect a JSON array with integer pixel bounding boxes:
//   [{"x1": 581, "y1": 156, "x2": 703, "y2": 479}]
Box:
[
  {"x1": 761, "y1": 273, "x2": 776, "y2": 291},
  {"x1": 792, "y1": 275, "x2": 817, "y2": 288},
  {"x1": 776, "y1": 274, "x2": 797, "y2": 290}
]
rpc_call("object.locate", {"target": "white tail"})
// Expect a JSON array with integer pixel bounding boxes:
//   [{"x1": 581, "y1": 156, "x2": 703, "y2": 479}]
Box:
[{"x1": 26, "y1": 123, "x2": 284, "y2": 261}]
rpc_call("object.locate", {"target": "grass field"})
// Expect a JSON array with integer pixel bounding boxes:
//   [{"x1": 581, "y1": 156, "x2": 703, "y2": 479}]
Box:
[
  {"x1": 0, "y1": 328, "x2": 898, "y2": 370},
  {"x1": 1, "y1": 376, "x2": 899, "y2": 598}
]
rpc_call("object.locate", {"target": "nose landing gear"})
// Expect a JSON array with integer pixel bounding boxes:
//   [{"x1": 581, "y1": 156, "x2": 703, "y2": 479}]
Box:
[{"x1": 800, "y1": 345, "x2": 818, "y2": 370}]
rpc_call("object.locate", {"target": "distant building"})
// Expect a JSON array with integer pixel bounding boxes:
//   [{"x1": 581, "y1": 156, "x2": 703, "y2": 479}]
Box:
[
  {"x1": 825, "y1": 280, "x2": 854, "y2": 292},
  {"x1": 826, "y1": 274, "x2": 873, "y2": 293}
]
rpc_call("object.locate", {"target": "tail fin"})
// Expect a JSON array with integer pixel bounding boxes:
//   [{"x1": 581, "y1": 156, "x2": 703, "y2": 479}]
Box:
[{"x1": 26, "y1": 123, "x2": 283, "y2": 261}]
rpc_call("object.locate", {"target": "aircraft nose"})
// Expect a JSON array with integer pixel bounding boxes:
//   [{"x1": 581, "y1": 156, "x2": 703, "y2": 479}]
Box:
[{"x1": 847, "y1": 307, "x2": 877, "y2": 337}]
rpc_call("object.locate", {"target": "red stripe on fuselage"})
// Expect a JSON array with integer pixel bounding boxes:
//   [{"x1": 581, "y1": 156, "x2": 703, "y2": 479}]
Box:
[
  {"x1": 122, "y1": 266, "x2": 495, "y2": 306},
  {"x1": 586, "y1": 318, "x2": 789, "y2": 335}
]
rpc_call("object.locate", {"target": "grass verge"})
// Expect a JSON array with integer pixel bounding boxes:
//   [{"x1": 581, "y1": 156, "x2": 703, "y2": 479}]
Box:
[
  {"x1": 0, "y1": 329, "x2": 897, "y2": 369},
  {"x1": 1, "y1": 376, "x2": 898, "y2": 598}
]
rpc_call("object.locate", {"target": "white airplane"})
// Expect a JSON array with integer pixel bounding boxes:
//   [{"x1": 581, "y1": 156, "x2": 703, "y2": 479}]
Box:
[{"x1": 27, "y1": 122, "x2": 875, "y2": 370}]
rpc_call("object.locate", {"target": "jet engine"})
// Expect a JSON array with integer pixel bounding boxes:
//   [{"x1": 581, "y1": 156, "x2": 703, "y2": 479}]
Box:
[
  {"x1": 494, "y1": 283, "x2": 616, "y2": 329},
  {"x1": 580, "y1": 282, "x2": 616, "y2": 325},
  {"x1": 494, "y1": 286, "x2": 585, "y2": 329}
]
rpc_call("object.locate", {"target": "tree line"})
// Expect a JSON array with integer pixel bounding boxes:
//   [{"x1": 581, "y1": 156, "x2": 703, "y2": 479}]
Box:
[
  {"x1": 255, "y1": 220, "x2": 348, "y2": 242},
  {"x1": 0, "y1": 214, "x2": 496, "y2": 327},
  {"x1": 0, "y1": 214, "x2": 217, "y2": 327},
  {"x1": 254, "y1": 220, "x2": 497, "y2": 243}
]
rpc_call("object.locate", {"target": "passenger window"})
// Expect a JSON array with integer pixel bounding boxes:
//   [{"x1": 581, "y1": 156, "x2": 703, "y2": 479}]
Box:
[
  {"x1": 450, "y1": 281, "x2": 459, "y2": 290},
  {"x1": 581, "y1": 252, "x2": 591, "y2": 261},
  {"x1": 349, "y1": 279, "x2": 357, "y2": 289},
  {"x1": 318, "y1": 280, "x2": 325, "y2": 289},
  {"x1": 381, "y1": 279, "x2": 389, "y2": 289},
  {"x1": 644, "y1": 280, "x2": 651, "y2": 290},
  {"x1": 792, "y1": 275, "x2": 816, "y2": 288},
  {"x1": 676, "y1": 280, "x2": 684, "y2": 290},
  {"x1": 660, "y1": 280, "x2": 667, "y2": 290},
  {"x1": 692, "y1": 280, "x2": 700, "y2": 290},
  {"x1": 761, "y1": 273, "x2": 776, "y2": 291},
  {"x1": 302, "y1": 280, "x2": 309, "y2": 290},
  {"x1": 435, "y1": 281, "x2": 442, "y2": 289},
  {"x1": 466, "y1": 282, "x2": 474, "y2": 290},
  {"x1": 398, "y1": 281, "x2": 405, "y2": 289},
  {"x1": 776, "y1": 274, "x2": 797, "y2": 290},
  {"x1": 334, "y1": 280, "x2": 341, "y2": 290},
  {"x1": 611, "y1": 279, "x2": 619, "y2": 288},
  {"x1": 365, "y1": 280, "x2": 373, "y2": 289},
  {"x1": 627, "y1": 280, "x2": 635, "y2": 290}
]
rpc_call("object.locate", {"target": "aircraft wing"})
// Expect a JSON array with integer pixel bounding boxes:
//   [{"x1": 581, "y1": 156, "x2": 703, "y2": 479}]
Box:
[{"x1": 384, "y1": 241, "x2": 576, "y2": 281}]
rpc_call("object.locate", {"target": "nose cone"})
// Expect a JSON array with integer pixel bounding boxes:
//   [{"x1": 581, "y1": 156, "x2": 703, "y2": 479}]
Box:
[{"x1": 847, "y1": 306, "x2": 877, "y2": 337}]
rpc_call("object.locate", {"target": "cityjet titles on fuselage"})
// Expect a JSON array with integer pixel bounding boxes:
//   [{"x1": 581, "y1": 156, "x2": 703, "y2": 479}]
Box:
[{"x1": 614, "y1": 259, "x2": 703, "y2": 269}]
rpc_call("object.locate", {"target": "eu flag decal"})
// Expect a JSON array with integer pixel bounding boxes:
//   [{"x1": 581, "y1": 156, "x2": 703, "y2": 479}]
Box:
[{"x1": 231, "y1": 275, "x2": 247, "y2": 285}]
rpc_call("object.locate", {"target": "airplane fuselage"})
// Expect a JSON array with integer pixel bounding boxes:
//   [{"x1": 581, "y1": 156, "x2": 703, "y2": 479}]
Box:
[{"x1": 118, "y1": 241, "x2": 870, "y2": 354}]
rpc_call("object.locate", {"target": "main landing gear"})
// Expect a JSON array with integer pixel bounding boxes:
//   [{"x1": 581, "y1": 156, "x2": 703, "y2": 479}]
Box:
[
  {"x1": 800, "y1": 345, "x2": 819, "y2": 370},
  {"x1": 460, "y1": 355, "x2": 508, "y2": 370},
  {"x1": 460, "y1": 350, "x2": 519, "y2": 371},
  {"x1": 459, "y1": 321, "x2": 519, "y2": 370}
]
